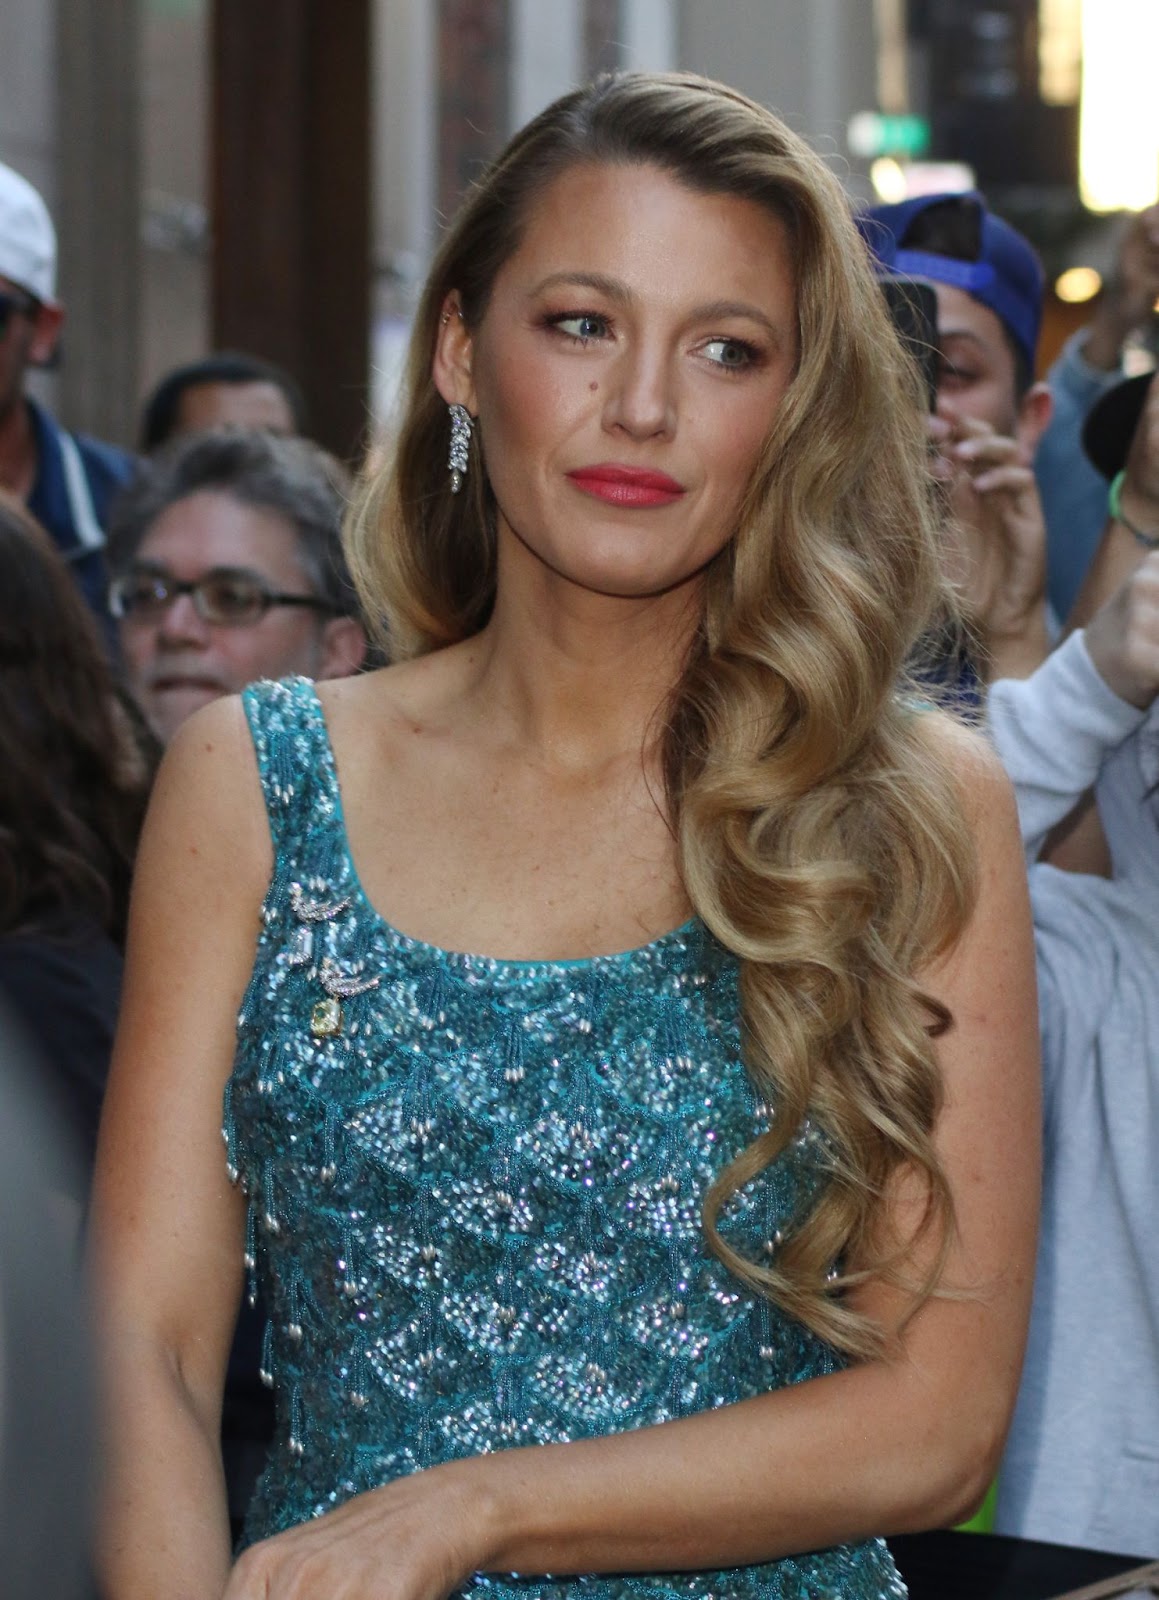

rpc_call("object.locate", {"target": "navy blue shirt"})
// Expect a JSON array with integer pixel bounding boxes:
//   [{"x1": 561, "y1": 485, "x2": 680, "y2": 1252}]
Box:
[{"x1": 24, "y1": 395, "x2": 136, "y2": 622}]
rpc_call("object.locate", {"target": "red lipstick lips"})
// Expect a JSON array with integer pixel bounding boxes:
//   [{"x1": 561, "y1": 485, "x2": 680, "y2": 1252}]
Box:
[{"x1": 566, "y1": 464, "x2": 686, "y2": 508}]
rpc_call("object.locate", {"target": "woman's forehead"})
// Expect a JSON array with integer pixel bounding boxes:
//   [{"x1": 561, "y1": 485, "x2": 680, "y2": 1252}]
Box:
[{"x1": 489, "y1": 161, "x2": 797, "y2": 313}]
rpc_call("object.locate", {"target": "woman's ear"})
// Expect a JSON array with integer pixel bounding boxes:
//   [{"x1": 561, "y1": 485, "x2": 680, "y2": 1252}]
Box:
[{"x1": 432, "y1": 294, "x2": 477, "y2": 414}]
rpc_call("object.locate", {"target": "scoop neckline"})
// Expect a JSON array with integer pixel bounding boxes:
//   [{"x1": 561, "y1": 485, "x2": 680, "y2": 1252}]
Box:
[{"x1": 297, "y1": 677, "x2": 703, "y2": 973}]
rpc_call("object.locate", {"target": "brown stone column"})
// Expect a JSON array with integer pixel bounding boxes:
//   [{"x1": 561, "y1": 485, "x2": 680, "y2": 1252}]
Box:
[
  {"x1": 56, "y1": 0, "x2": 142, "y2": 448},
  {"x1": 585, "y1": 0, "x2": 624, "y2": 76},
  {"x1": 436, "y1": 0, "x2": 510, "y2": 224},
  {"x1": 210, "y1": 0, "x2": 371, "y2": 462}
]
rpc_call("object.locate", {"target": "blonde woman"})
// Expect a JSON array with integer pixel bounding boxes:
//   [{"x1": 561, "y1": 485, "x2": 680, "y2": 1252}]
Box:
[{"x1": 92, "y1": 73, "x2": 1039, "y2": 1600}]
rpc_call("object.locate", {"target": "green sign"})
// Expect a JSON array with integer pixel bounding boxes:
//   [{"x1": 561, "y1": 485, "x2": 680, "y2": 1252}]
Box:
[{"x1": 847, "y1": 112, "x2": 932, "y2": 160}]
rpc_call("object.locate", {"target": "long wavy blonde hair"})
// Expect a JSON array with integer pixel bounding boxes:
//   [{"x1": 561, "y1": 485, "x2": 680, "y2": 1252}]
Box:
[{"x1": 347, "y1": 72, "x2": 976, "y2": 1359}]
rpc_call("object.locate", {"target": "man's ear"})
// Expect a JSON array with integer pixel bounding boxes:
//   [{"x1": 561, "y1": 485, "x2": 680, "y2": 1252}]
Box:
[
  {"x1": 1015, "y1": 380, "x2": 1053, "y2": 462},
  {"x1": 431, "y1": 293, "x2": 477, "y2": 414},
  {"x1": 27, "y1": 302, "x2": 64, "y2": 368},
  {"x1": 317, "y1": 616, "x2": 370, "y2": 681}
]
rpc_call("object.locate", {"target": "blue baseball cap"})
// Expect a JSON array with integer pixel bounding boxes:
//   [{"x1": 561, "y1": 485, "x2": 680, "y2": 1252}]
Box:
[{"x1": 857, "y1": 192, "x2": 1044, "y2": 377}]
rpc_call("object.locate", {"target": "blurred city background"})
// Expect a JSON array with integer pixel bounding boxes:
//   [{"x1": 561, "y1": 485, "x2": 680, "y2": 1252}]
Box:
[{"x1": 1, "y1": 0, "x2": 1155, "y2": 463}]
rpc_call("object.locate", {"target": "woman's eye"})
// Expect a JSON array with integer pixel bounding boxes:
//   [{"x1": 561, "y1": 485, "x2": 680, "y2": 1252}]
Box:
[
  {"x1": 700, "y1": 337, "x2": 758, "y2": 370},
  {"x1": 551, "y1": 313, "x2": 610, "y2": 343}
]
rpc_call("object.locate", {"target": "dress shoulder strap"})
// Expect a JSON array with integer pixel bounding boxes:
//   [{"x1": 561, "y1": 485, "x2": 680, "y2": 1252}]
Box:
[{"x1": 241, "y1": 677, "x2": 346, "y2": 875}]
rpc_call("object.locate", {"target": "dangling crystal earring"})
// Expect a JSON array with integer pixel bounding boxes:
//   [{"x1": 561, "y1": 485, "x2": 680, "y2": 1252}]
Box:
[{"x1": 447, "y1": 403, "x2": 472, "y2": 494}]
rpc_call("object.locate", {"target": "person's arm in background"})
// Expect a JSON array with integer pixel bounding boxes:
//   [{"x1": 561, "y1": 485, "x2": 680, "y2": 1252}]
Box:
[
  {"x1": 1036, "y1": 205, "x2": 1159, "y2": 621},
  {"x1": 987, "y1": 632, "x2": 1145, "y2": 863},
  {"x1": 988, "y1": 548, "x2": 1159, "y2": 865},
  {"x1": 1080, "y1": 206, "x2": 1159, "y2": 375},
  {"x1": 986, "y1": 354, "x2": 1159, "y2": 875},
  {"x1": 1070, "y1": 372, "x2": 1159, "y2": 626}
]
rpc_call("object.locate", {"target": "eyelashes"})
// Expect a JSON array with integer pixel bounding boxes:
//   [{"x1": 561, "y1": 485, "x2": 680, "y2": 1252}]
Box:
[
  {"x1": 699, "y1": 336, "x2": 762, "y2": 371},
  {"x1": 543, "y1": 311, "x2": 611, "y2": 344},
  {"x1": 936, "y1": 358, "x2": 979, "y2": 386},
  {"x1": 539, "y1": 310, "x2": 764, "y2": 371}
]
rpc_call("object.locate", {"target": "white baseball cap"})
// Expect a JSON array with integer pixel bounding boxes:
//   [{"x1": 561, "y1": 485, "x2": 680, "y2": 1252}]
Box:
[{"x1": 0, "y1": 161, "x2": 57, "y2": 305}]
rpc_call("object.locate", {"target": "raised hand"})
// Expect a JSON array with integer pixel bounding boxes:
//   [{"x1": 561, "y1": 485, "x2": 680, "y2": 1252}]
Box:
[
  {"x1": 930, "y1": 404, "x2": 1051, "y2": 678},
  {"x1": 1084, "y1": 551, "x2": 1159, "y2": 712},
  {"x1": 1084, "y1": 205, "x2": 1159, "y2": 371}
]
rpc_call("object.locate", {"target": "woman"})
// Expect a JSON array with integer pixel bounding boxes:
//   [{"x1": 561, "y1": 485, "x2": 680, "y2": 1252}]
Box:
[
  {"x1": 92, "y1": 74, "x2": 1039, "y2": 1600},
  {"x1": 0, "y1": 492, "x2": 150, "y2": 1179}
]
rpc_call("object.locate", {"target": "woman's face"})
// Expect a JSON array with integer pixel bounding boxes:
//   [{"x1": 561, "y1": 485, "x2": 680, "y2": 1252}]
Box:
[{"x1": 435, "y1": 161, "x2": 799, "y2": 603}]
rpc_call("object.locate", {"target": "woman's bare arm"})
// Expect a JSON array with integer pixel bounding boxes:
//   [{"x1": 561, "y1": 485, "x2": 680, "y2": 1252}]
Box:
[
  {"x1": 226, "y1": 722, "x2": 1041, "y2": 1599},
  {"x1": 90, "y1": 695, "x2": 273, "y2": 1600}
]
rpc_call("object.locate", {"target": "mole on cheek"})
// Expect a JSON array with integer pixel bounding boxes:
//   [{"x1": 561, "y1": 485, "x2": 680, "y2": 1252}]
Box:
[{"x1": 589, "y1": 381, "x2": 599, "y2": 392}]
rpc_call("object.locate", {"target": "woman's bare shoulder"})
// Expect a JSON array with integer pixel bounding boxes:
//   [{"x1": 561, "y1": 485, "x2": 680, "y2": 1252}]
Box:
[
  {"x1": 314, "y1": 647, "x2": 477, "y2": 749},
  {"x1": 141, "y1": 693, "x2": 271, "y2": 903},
  {"x1": 907, "y1": 704, "x2": 1012, "y2": 823}
]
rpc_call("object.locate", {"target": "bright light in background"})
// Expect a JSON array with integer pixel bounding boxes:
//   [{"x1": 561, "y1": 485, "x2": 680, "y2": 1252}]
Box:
[
  {"x1": 1038, "y1": 0, "x2": 1081, "y2": 105},
  {"x1": 1080, "y1": 0, "x2": 1159, "y2": 211},
  {"x1": 870, "y1": 158, "x2": 909, "y2": 204},
  {"x1": 902, "y1": 162, "x2": 974, "y2": 198},
  {"x1": 1055, "y1": 266, "x2": 1103, "y2": 303},
  {"x1": 870, "y1": 159, "x2": 975, "y2": 203}
]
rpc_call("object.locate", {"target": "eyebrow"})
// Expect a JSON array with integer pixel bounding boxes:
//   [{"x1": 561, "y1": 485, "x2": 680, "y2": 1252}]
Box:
[
  {"x1": 130, "y1": 560, "x2": 269, "y2": 583},
  {"x1": 938, "y1": 328, "x2": 991, "y2": 351},
  {"x1": 528, "y1": 272, "x2": 785, "y2": 340}
]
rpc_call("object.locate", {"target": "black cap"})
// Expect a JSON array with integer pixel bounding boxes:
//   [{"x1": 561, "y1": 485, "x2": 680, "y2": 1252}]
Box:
[{"x1": 1082, "y1": 371, "x2": 1155, "y2": 481}]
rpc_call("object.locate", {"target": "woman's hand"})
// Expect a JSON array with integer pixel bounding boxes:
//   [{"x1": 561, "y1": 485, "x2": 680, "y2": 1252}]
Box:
[{"x1": 224, "y1": 1463, "x2": 494, "y2": 1600}]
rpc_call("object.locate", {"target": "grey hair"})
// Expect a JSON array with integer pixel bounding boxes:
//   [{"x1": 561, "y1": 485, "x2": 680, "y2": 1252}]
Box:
[{"x1": 106, "y1": 428, "x2": 358, "y2": 615}]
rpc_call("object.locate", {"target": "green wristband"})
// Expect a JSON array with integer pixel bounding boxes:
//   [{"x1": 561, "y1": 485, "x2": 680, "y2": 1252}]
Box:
[{"x1": 1109, "y1": 470, "x2": 1159, "y2": 549}]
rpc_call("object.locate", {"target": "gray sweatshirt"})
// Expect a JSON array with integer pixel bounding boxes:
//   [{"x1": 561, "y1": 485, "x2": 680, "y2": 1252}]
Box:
[{"x1": 987, "y1": 631, "x2": 1159, "y2": 1559}]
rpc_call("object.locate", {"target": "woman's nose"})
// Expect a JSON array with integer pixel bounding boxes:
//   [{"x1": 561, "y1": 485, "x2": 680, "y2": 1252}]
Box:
[{"x1": 603, "y1": 341, "x2": 677, "y2": 440}]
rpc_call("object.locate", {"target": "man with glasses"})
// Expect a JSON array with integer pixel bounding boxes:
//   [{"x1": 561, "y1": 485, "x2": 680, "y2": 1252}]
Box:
[
  {"x1": 0, "y1": 161, "x2": 135, "y2": 620},
  {"x1": 107, "y1": 428, "x2": 368, "y2": 746}
]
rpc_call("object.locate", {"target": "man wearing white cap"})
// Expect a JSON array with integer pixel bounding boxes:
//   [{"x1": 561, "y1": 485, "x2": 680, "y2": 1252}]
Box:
[{"x1": 0, "y1": 160, "x2": 134, "y2": 618}]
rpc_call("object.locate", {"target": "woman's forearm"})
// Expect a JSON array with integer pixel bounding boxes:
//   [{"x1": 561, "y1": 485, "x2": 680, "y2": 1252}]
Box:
[
  {"x1": 225, "y1": 1342, "x2": 1012, "y2": 1600},
  {"x1": 460, "y1": 1350, "x2": 1004, "y2": 1578},
  {"x1": 97, "y1": 1346, "x2": 234, "y2": 1600}
]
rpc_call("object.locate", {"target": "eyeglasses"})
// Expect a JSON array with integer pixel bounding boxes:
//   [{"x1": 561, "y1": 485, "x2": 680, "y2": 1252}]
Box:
[
  {"x1": 108, "y1": 566, "x2": 339, "y2": 627},
  {"x1": 0, "y1": 290, "x2": 38, "y2": 337}
]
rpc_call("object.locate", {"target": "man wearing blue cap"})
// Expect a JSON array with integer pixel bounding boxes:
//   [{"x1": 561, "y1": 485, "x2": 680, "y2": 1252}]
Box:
[
  {"x1": 0, "y1": 160, "x2": 135, "y2": 624},
  {"x1": 859, "y1": 192, "x2": 1054, "y2": 680}
]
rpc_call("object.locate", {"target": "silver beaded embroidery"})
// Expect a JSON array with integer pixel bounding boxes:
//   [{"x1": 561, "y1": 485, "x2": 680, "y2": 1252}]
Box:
[{"x1": 227, "y1": 677, "x2": 907, "y2": 1600}]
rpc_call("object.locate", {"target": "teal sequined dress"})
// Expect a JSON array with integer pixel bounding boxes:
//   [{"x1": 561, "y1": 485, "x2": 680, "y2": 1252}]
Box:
[{"x1": 225, "y1": 678, "x2": 907, "y2": 1600}]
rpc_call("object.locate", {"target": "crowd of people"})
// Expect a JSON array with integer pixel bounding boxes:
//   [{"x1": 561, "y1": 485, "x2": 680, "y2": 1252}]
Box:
[{"x1": 0, "y1": 65, "x2": 1156, "y2": 1600}]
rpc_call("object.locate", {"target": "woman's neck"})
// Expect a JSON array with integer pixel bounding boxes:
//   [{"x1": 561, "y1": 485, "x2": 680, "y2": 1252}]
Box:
[{"x1": 457, "y1": 539, "x2": 703, "y2": 773}]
